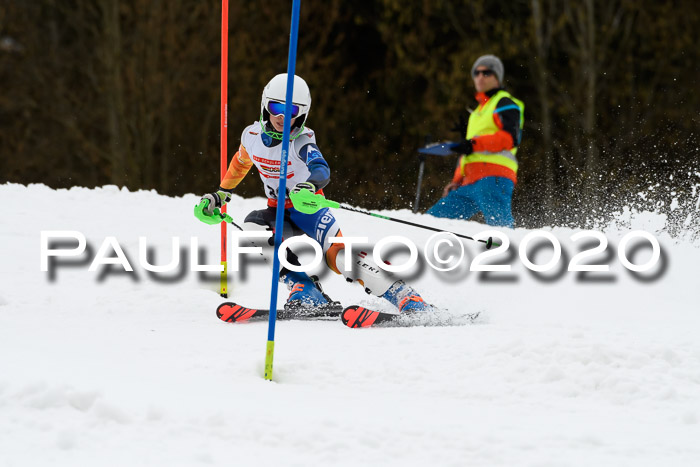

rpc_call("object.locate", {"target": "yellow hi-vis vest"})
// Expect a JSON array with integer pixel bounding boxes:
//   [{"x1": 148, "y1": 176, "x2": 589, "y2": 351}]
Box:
[{"x1": 460, "y1": 90, "x2": 524, "y2": 179}]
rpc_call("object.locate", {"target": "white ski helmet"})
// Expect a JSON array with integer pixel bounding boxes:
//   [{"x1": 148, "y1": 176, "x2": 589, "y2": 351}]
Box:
[{"x1": 260, "y1": 74, "x2": 311, "y2": 139}]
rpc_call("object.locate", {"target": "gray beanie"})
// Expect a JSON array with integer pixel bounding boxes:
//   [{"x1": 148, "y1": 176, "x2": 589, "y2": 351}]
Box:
[{"x1": 471, "y1": 54, "x2": 504, "y2": 84}]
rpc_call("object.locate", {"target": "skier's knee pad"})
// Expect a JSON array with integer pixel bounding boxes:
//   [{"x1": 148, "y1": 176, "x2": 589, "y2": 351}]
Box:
[{"x1": 334, "y1": 249, "x2": 396, "y2": 297}]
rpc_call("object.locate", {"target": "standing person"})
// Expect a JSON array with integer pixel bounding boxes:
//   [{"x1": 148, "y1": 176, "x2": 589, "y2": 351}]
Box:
[
  {"x1": 427, "y1": 55, "x2": 524, "y2": 228},
  {"x1": 195, "y1": 74, "x2": 429, "y2": 313}
]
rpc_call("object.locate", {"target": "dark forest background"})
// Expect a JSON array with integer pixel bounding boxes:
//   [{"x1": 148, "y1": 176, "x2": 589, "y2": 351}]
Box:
[{"x1": 1, "y1": 0, "x2": 698, "y2": 229}]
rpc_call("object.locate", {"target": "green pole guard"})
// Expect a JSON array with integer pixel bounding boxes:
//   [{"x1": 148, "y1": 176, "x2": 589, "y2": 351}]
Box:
[
  {"x1": 289, "y1": 189, "x2": 340, "y2": 214},
  {"x1": 194, "y1": 199, "x2": 233, "y2": 225}
]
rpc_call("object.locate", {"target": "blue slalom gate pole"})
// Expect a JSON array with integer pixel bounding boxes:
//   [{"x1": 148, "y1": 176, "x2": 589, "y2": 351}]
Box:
[{"x1": 264, "y1": 0, "x2": 301, "y2": 381}]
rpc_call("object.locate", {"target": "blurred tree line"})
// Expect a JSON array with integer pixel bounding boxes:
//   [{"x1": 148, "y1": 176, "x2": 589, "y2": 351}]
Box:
[{"x1": 1, "y1": 0, "x2": 698, "y2": 228}]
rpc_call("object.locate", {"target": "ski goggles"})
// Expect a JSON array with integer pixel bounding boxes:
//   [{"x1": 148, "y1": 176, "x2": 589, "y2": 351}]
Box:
[{"x1": 267, "y1": 100, "x2": 301, "y2": 118}]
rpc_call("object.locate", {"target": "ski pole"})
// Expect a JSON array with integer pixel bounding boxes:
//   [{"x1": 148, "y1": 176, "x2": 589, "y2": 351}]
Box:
[
  {"x1": 195, "y1": 196, "x2": 498, "y2": 249},
  {"x1": 289, "y1": 190, "x2": 498, "y2": 249}
]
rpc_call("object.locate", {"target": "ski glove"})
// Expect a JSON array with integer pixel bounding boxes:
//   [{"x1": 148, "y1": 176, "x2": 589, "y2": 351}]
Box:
[
  {"x1": 450, "y1": 113, "x2": 468, "y2": 137},
  {"x1": 290, "y1": 181, "x2": 316, "y2": 195},
  {"x1": 200, "y1": 189, "x2": 232, "y2": 216},
  {"x1": 452, "y1": 139, "x2": 475, "y2": 156}
]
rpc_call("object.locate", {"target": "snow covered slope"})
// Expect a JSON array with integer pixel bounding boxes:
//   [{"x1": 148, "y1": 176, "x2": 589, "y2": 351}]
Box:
[{"x1": 1, "y1": 183, "x2": 699, "y2": 467}]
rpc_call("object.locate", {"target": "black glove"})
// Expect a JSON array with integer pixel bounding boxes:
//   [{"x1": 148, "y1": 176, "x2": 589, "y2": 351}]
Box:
[
  {"x1": 452, "y1": 139, "x2": 475, "y2": 156},
  {"x1": 450, "y1": 113, "x2": 468, "y2": 136}
]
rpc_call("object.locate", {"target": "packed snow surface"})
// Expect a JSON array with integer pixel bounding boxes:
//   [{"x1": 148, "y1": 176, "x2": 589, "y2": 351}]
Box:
[{"x1": 1, "y1": 183, "x2": 699, "y2": 466}]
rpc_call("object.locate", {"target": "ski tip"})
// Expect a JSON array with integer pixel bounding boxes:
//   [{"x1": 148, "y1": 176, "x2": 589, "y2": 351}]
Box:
[
  {"x1": 341, "y1": 306, "x2": 382, "y2": 328},
  {"x1": 216, "y1": 302, "x2": 259, "y2": 323}
]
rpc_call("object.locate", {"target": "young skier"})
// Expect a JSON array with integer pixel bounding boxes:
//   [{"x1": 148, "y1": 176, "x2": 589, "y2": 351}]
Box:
[{"x1": 196, "y1": 73, "x2": 430, "y2": 314}]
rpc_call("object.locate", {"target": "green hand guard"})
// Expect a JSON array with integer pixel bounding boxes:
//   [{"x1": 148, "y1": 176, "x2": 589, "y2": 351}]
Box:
[
  {"x1": 194, "y1": 199, "x2": 233, "y2": 225},
  {"x1": 289, "y1": 189, "x2": 340, "y2": 214}
]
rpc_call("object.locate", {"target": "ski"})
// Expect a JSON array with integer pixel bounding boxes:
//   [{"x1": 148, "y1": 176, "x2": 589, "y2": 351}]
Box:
[
  {"x1": 216, "y1": 302, "x2": 343, "y2": 323},
  {"x1": 341, "y1": 305, "x2": 481, "y2": 328}
]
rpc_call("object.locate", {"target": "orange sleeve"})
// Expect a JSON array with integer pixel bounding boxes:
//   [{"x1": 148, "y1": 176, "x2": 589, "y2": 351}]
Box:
[
  {"x1": 220, "y1": 145, "x2": 253, "y2": 190},
  {"x1": 451, "y1": 157, "x2": 464, "y2": 184},
  {"x1": 472, "y1": 130, "x2": 514, "y2": 153}
]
